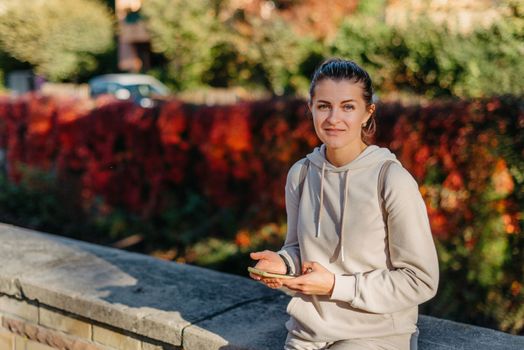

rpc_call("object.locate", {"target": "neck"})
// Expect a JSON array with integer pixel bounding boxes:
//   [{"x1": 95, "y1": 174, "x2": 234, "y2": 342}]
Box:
[{"x1": 325, "y1": 141, "x2": 368, "y2": 167}]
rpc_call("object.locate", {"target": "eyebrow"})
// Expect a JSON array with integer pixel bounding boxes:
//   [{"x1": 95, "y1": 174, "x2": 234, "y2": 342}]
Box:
[{"x1": 316, "y1": 99, "x2": 357, "y2": 104}]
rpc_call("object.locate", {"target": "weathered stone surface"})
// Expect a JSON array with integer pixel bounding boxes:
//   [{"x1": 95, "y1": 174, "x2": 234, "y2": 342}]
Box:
[
  {"x1": 1, "y1": 223, "x2": 523, "y2": 350},
  {"x1": 183, "y1": 294, "x2": 289, "y2": 350},
  {"x1": 185, "y1": 308, "x2": 524, "y2": 350},
  {"x1": 0, "y1": 223, "x2": 278, "y2": 346},
  {"x1": 418, "y1": 315, "x2": 524, "y2": 350}
]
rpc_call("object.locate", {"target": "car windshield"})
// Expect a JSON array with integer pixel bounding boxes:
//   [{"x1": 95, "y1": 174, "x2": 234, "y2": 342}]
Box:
[{"x1": 124, "y1": 83, "x2": 168, "y2": 97}]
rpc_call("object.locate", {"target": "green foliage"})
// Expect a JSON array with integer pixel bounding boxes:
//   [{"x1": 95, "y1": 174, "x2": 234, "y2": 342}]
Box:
[
  {"x1": 0, "y1": 167, "x2": 73, "y2": 234},
  {"x1": 453, "y1": 19, "x2": 524, "y2": 97},
  {"x1": 141, "y1": 0, "x2": 314, "y2": 94},
  {"x1": 140, "y1": 0, "x2": 523, "y2": 98},
  {"x1": 230, "y1": 16, "x2": 313, "y2": 95},
  {"x1": 331, "y1": 12, "x2": 524, "y2": 98},
  {"x1": 141, "y1": 0, "x2": 223, "y2": 90},
  {"x1": 330, "y1": 15, "x2": 395, "y2": 92},
  {"x1": 356, "y1": 0, "x2": 386, "y2": 16},
  {"x1": 0, "y1": 0, "x2": 114, "y2": 81}
]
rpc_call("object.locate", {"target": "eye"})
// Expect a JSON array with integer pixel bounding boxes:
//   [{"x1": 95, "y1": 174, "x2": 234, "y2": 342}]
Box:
[
  {"x1": 317, "y1": 104, "x2": 330, "y2": 110},
  {"x1": 343, "y1": 104, "x2": 355, "y2": 111}
]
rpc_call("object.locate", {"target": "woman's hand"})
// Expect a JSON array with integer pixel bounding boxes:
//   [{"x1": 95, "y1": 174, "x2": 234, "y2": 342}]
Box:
[
  {"x1": 282, "y1": 261, "x2": 335, "y2": 296},
  {"x1": 249, "y1": 250, "x2": 287, "y2": 288}
]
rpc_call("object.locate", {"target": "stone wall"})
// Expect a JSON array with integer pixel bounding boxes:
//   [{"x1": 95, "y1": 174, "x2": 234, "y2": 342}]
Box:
[
  {"x1": 0, "y1": 223, "x2": 523, "y2": 350},
  {"x1": 0, "y1": 294, "x2": 180, "y2": 349}
]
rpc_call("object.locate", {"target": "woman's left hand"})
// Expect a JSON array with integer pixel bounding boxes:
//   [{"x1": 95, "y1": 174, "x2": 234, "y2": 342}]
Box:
[{"x1": 282, "y1": 261, "x2": 335, "y2": 296}]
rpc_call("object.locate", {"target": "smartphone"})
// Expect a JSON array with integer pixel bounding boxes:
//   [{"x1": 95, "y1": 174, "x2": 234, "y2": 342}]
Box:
[{"x1": 248, "y1": 267, "x2": 298, "y2": 279}]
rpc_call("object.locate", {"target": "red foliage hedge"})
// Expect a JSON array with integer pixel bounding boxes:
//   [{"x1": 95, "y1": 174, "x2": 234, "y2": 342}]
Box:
[
  {"x1": 0, "y1": 94, "x2": 521, "y2": 238},
  {"x1": 0, "y1": 95, "x2": 316, "y2": 222}
]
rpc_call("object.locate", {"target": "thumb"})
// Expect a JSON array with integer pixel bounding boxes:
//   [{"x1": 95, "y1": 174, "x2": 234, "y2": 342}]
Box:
[
  {"x1": 250, "y1": 251, "x2": 266, "y2": 260},
  {"x1": 302, "y1": 261, "x2": 322, "y2": 274}
]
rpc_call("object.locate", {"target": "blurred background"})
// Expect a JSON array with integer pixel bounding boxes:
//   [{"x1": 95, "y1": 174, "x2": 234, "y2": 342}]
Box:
[{"x1": 0, "y1": 0, "x2": 522, "y2": 335}]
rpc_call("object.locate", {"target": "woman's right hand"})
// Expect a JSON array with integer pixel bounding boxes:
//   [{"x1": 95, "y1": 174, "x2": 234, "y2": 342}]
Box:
[{"x1": 249, "y1": 250, "x2": 287, "y2": 287}]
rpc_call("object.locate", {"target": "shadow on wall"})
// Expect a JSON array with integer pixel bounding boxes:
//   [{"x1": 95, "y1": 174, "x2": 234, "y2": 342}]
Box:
[{"x1": 16, "y1": 228, "x2": 288, "y2": 349}]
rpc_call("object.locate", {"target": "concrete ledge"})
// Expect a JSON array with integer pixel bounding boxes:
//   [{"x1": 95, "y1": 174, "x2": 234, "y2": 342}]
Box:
[{"x1": 0, "y1": 223, "x2": 523, "y2": 349}]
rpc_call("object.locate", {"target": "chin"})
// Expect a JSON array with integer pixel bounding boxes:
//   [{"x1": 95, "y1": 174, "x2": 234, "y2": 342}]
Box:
[
  {"x1": 322, "y1": 137, "x2": 360, "y2": 151},
  {"x1": 321, "y1": 137, "x2": 346, "y2": 148}
]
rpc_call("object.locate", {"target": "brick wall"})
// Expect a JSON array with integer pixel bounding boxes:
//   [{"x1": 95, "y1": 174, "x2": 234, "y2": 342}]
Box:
[{"x1": 0, "y1": 294, "x2": 179, "y2": 350}]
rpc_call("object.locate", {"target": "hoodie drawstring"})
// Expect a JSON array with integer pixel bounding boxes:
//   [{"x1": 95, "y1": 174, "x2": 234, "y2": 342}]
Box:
[
  {"x1": 316, "y1": 163, "x2": 349, "y2": 262},
  {"x1": 316, "y1": 162, "x2": 326, "y2": 238},
  {"x1": 338, "y1": 170, "x2": 350, "y2": 262}
]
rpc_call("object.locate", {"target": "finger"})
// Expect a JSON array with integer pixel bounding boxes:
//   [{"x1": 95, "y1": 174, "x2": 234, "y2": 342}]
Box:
[
  {"x1": 249, "y1": 251, "x2": 263, "y2": 260},
  {"x1": 249, "y1": 273, "x2": 261, "y2": 281},
  {"x1": 263, "y1": 278, "x2": 283, "y2": 284},
  {"x1": 263, "y1": 278, "x2": 283, "y2": 288},
  {"x1": 302, "y1": 262, "x2": 314, "y2": 274},
  {"x1": 250, "y1": 250, "x2": 271, "y2": 260}
]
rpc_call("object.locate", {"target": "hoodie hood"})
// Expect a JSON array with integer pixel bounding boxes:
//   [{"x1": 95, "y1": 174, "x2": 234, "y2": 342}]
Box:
[
  {"x1": 306, "y1": 144, "x2": 398, "y2": 172},
  {"x1": 305, "y1": 144, "x2": 399, "y2": 262}
]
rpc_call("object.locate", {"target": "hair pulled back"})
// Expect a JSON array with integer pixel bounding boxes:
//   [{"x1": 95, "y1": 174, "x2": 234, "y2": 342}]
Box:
[{"x1": 309, "y1": 58, "x2": 376, "y2": 142}]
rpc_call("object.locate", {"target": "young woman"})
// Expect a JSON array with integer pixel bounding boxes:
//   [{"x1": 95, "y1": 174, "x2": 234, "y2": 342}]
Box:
[{"x1": 249, "y1": 58, "x2": 439, "y2": 350}]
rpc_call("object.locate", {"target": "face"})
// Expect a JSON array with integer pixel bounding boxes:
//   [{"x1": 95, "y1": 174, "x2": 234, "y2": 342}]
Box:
[{"x1": 309, "y1": 79, "x2": 374, "y2": 153}]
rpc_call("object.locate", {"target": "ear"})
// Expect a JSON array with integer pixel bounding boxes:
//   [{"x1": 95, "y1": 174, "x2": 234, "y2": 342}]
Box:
[{"x1": 367, "y1": 103, "x2": 376, "y2": 117}]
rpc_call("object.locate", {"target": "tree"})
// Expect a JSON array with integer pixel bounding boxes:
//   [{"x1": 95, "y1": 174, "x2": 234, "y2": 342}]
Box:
[
  {"x1": 141, "y1": 0, "x2": 223, "y2": 90},
  {"x1": 0, "y1": 0, "x2": 114, "y2": 81},
  {"x1": 141, "y1": 0, "x2": 315, "y2": 94},
  {"x1": 229, "y1": 15, "x2": 312, "y2": 95}
]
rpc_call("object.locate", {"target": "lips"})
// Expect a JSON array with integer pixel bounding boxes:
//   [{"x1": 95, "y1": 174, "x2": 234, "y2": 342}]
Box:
[{"x1": 324, "y1": 128, "x2": 345, "y2": 135}]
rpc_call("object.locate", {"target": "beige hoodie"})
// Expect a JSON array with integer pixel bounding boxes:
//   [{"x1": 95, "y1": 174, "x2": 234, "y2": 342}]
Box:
[{"x1": 278, "y1": 144, "x2": 439, "y2": 342}]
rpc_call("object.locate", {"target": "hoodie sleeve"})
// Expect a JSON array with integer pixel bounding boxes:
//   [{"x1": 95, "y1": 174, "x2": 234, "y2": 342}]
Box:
[
  {"x1": 277, "y1": 160, "x2": 305, "y2": 276},
  {"x1": 330, "y1": 163, "x2": 439, "y2": 313}
]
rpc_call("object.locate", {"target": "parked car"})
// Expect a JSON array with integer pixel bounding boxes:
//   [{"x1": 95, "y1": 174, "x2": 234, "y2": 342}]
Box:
[{"x1": 88, "y1": 73, "x2": 170, "y2": 108}]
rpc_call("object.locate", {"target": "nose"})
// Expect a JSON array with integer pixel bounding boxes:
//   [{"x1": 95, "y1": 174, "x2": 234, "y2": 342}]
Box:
[{"x1": 326, "y1": 107, "x2": 342, "y2": 124}]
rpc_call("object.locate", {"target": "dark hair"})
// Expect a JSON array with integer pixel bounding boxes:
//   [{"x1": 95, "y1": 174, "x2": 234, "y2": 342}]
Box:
[{"x1": 309, "y1": 58, "x2": 376, "y2": 141}]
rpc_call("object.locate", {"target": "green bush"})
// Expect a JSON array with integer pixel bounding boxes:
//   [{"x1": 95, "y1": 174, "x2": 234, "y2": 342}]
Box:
[
  {"x1": 0, "y1": 0, "x2": 114, "y2": 81},
  {"x1": 141, "y1": 0, "x2": 317, "y2": 95},
  {"x1": 141, "y1": 0, "x2": 223, "y2": 90},
  {"x1": 331, "y1": 11, "x2": 524, "y2": 98}
]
